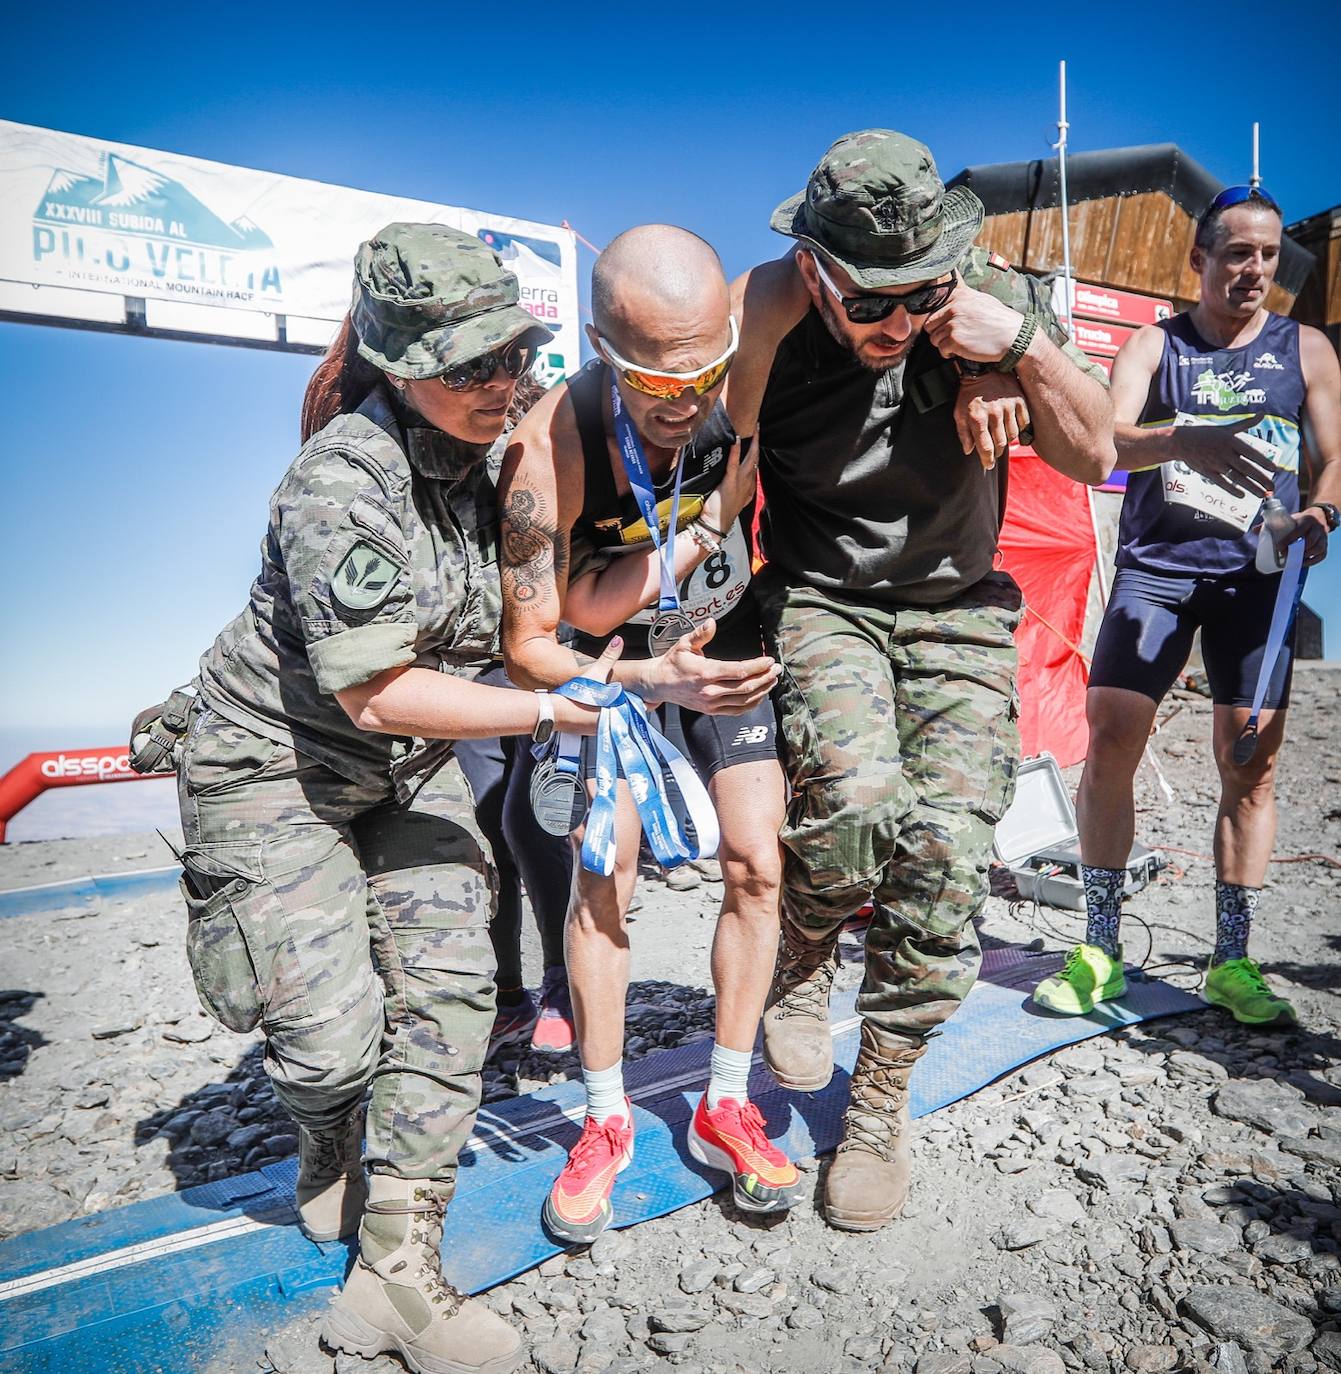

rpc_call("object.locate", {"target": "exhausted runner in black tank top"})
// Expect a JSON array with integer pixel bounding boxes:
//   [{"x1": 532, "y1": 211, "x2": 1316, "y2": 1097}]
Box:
[{"x1": 565, "y1": 359, "x2": 779, "y2": 776}]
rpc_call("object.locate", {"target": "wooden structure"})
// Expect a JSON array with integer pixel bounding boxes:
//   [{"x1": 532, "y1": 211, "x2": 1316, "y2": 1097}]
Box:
[
  {"x1": 1288, "y1": 205, "x2": 1341, "y2": 351},
  {"x1": 949, "y1": 144, "x2": 1315, "y2": 316}
]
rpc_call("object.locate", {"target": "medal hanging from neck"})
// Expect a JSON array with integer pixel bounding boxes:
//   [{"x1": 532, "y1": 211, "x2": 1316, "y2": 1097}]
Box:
[{"x1": 610, "y1": 376, "x2": 694, "y2": 657}]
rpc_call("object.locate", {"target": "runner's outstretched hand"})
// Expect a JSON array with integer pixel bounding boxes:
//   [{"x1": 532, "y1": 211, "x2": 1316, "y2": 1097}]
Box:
[
  {"x1": 1174, "y1": 418, "x2": 1276, "y2": 498},
  {"x1": 641, "y1": 618, "x2": 780, "y2": 716}
]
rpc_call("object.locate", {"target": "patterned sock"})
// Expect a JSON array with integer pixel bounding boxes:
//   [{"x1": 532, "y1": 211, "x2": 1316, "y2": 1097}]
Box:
[
  {"x1": 706, "y1": 1043, "x2": 753, "y2": 1109},
  {"x1": 1213, "y1": 882, "x2": 1260, "y2": 965},
  {"x1": 1081, "y1": 864, "x2": 1126, "y2": 957},
  {"x1": 582, "y1": 1060, "x2": 627, "y2": 1123}
]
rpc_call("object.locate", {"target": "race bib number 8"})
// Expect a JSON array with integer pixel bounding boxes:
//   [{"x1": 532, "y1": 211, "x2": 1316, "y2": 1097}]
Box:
[{"x1": 628, "y1": 522, "x2": 752, "y2": 626}]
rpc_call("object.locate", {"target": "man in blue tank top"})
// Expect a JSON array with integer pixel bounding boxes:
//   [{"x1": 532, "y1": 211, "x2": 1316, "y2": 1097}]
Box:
[{"x1": 1034, "y1": 187, "x2": 1341, "y2": 1024}]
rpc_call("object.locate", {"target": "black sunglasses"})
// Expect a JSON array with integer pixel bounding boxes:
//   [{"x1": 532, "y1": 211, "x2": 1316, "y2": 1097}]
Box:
[
  {"x1": 1204, "y1": 184, "x2": 1282, "y2": 218},
  {"x1": 811, "y1": 252, "x2": 958, "y2": 324},
  {"x1": 438, "y1": 337, "x2": 537, "y2": 392}
]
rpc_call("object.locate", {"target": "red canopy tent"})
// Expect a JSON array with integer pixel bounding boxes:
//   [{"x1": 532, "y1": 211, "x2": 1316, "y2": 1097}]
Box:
[{"x1": 997, "y1": 452, "x2": 1097, "y2": 767}]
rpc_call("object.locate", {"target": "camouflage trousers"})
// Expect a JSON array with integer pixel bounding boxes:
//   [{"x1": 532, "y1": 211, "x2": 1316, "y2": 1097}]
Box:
[
  {"x1": 757, "y1": 569, "x2": 1022, "y2": 1040},
  {"x1": 177, "y1": 705, "x2": 496, "y2": 1187}
]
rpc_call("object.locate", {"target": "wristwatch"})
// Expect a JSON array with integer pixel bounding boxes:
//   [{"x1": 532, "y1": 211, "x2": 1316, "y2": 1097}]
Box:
[
  {"x1": 532, "y1": 690, "x2": 555, "y2": 745},
  {"x1": 1312, "y1": 502, "x2": 1340, "y2": 532}
]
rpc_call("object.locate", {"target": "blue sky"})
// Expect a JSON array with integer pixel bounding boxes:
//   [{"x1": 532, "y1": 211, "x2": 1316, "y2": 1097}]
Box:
[{"x1": 2, "y1": 0, "x2": 1339, "y2": 736}]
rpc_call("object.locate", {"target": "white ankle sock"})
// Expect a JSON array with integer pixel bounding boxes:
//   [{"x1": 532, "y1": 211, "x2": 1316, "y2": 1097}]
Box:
[
  {"x1": 706, "y1": 1043, "x2": 752, "y2": 1109},
  {"x1": 582, "y1": 1061, "x2": 627, "y2": 1123}
]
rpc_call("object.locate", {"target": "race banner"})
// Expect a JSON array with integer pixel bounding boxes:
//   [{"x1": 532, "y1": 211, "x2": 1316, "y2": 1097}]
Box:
[{"x1": 0, "y1": 120, "x2": 580, "y2": 384}]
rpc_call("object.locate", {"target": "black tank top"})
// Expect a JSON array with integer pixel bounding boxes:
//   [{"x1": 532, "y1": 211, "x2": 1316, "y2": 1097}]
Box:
[{"x1": 567, "y1": 360, "x2": 760, "y2": 661}]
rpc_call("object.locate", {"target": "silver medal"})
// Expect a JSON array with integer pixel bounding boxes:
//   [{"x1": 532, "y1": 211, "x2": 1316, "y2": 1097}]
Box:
[
  {"x1": 648, "y1": 609, "x2": 695, "y2": 657},
  {"x1": 532, "y1": 771, "x2": 587, "y2": 837},
  {"x1": 529, "y1": 754, "x2": 556, "y2": 809}
]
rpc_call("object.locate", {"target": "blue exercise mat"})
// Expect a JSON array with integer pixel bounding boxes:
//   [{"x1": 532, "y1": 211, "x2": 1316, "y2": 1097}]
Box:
[
  {"x1": 0, "y1": 945, "x2": 1204, "y2": 1373},
  {"x1": 0, "y1": 866, "x2": 179, "y2": 919}
]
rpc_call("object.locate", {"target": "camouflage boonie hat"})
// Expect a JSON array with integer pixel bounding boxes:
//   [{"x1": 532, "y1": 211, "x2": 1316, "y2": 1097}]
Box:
[
  {"x1": 352, "y1": 222, "x2": 552, "y2": 380},
  {"x1": 771, "y1": 130, "x2": 984, "y2": 288}
]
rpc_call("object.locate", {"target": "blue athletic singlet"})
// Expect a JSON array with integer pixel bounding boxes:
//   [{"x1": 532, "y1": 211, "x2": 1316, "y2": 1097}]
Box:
[{"x1": 1116, "y1": 313, "x2": 1306, "y2": 577}]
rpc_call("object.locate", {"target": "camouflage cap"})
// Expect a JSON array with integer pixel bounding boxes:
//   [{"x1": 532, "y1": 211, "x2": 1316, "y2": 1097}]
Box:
[
  {"x1": 352, "y1": 222, "x2": 552, "y2": 380},
  {"x1": 771, "y1": 130, "x2": 984, "y2": 288}
]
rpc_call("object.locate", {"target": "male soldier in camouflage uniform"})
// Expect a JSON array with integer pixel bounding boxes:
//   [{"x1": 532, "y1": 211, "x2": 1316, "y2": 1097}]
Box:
[
  {"x1": 172, "y1": 223, "x2": 612, "y2": 1372},
  {"x1": 724, "y1": 131, "x2": 1115, "y2": 1231}
]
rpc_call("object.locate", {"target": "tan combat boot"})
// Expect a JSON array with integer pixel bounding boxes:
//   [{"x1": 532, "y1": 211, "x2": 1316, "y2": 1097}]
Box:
[
  {"x1": 761, "y1": 914, "x2": 841, "y2": 1091},
  {"x1": 321, "y1": 1175, "x2": 524, "y2": 1374},
  {"x1": 823, "y1": 1021, "x2": 927, "y2": 1232},
  {"x1": 295, "y1": 1110, "x2": 366, "y2": 1242}
]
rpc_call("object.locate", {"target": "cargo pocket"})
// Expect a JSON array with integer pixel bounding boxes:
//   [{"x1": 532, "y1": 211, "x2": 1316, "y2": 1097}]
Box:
[
  {"x1": 773, "y1": 666, "x2": 824, "y2": 793},
  {"x1": 181, "y1": 874, "x2": 264, "y2": 1033},
  {"x1": 182, "y1": 713, "x2": 282, "y2": 799},
  {"x1": 975, "y1": 688, "x2": 1021, "y2": 827},
  {"x1": 180, "y1": 837, "x2": 314, "y2": 1033}
]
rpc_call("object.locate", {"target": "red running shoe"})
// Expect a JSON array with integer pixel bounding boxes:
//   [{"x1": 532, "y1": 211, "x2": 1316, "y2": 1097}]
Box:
[
  {"x1": 541, "y1": 1101, "x2": 634, "y2": 1244},
  {"x1": 687, "y1": 1094, "x2": 804, "y2": 1213},
  {"x1": 531, "y1": 966, "x2": 576, "y2": 1054}
]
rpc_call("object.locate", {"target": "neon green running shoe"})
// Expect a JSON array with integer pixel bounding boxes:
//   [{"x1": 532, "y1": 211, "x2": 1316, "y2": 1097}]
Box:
[
  {"x1": 1031, "y1": 943, "x2": 1126, "y2": 1015},
  {"x1": 1204, "y1": 958, "x2": 1297, "y2": 1025}
]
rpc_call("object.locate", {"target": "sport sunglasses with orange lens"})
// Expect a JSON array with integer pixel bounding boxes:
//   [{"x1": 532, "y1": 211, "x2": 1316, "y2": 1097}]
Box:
[{"x1": 598, "y1": 317, "x2": 739, "y2": 399}]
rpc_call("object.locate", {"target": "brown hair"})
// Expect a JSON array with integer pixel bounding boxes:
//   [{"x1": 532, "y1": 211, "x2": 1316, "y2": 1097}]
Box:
[
  {"x1": 300, "y1": 314, "x2": 383, "y2": 442},
  {"x1": 507, "y1": 370, "x2": 547, "y2": 430}
]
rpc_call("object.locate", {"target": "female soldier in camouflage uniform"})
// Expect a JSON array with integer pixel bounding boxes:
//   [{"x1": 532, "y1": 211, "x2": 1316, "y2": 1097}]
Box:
[{"x1": 177, "y1": 223, "x2": 611, "y2": 1374}]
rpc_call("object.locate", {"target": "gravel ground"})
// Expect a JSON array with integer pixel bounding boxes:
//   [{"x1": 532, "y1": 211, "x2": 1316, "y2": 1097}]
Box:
[{"x1": 3, "y1": 665, "x2": 1340, "y2": 1374}]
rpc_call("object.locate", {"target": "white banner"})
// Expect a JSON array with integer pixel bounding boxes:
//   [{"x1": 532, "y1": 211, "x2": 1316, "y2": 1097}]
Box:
[{"x1": 0, "y1": 120, "x2": 580, "y2": 384}]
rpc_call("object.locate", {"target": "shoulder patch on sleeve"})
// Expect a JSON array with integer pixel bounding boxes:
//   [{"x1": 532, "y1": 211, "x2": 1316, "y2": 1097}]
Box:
[
  {"x1": 331, "y1": 541, "x2": 401, "y2": 611},
  {"x1": 988, "y1": 252, "x2": 1011, "y2": 272}
]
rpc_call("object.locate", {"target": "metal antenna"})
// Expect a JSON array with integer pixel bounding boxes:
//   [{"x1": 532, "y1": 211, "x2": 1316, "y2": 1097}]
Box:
[
  {"x1": 1250, "y1": 122, "x2": 1261, "y2": 188},
  {"x1": 1053, "y1": 60, "x2": 1076, "y2": 342}
]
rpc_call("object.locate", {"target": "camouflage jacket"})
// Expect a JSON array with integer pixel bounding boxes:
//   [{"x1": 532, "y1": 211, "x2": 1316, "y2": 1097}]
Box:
[
  {"x1": 757, "y1": 247, "x2": 1108, "y2": 607},
  {"x1": 197, "y1": 387, "x2": 502, "y2": 789}
]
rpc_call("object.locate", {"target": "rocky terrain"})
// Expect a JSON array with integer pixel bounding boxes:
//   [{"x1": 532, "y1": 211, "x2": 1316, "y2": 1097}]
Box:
[{"x1": 3, "y1": 664, "x2": 1340, "y2": 1373}]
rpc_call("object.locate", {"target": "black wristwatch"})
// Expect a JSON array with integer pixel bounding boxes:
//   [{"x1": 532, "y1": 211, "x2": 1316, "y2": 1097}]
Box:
[{"x1": 1313, "y1": 502, "x2": 1340, "y2": 533}]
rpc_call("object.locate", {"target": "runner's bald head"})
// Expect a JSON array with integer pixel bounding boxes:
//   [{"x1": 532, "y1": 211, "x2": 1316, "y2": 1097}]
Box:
[{"x1": 591, "y1": 225, "x2": 730, "y2": 367}]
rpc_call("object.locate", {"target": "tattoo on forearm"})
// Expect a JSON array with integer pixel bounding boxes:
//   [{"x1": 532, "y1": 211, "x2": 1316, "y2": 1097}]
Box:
[{"x1": 502, "y1": 486, "x2": 568, "y2": 605}]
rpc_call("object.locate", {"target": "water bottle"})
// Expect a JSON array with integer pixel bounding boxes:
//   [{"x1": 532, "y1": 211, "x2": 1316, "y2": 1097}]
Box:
[{"x1": 1254, "y1": 497, "x2": 1294, "y2": 573}]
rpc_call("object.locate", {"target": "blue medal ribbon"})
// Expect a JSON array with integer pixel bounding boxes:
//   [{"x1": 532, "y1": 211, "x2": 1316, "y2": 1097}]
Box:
[
  {"x1": 541, "y1": 673, "x2": 720, "y2": 875},
  {"x1": 1233, "y1": 540, "x2": 1307, "y2": 764},
  {"x1": 610, "y1": 377, "x2": 685, "y2": 616}
]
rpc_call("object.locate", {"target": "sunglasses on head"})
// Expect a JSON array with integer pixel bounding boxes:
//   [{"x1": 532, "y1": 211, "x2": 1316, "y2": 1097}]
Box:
[
  {"x1": 810, "y1": 252, "x2": 958, "y2": 324},
  {"x1": 598, "y1": 317, "x2": 739, "y2": 400},
  {"x1": 1204, "y1": 184, "x2": 1282, "y2": 218},
  {"x1": 437, "y1": 337, "x2": 537, "y2": 392}
]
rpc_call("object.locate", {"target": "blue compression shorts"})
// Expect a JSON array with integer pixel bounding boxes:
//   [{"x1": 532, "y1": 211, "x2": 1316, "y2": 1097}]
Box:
[{"x1": 1088, "y1": 568, "x2": 1294, "y2": 710}]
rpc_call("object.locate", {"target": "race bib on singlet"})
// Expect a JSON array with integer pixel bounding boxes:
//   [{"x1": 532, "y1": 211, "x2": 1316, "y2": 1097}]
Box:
[
  {"x1": 1159, "y1": 414, "x2": 1284, "y2": 533},
  {"x1": 626, "y1": 520, "x2": 752, "y2": 627}
]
